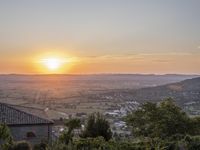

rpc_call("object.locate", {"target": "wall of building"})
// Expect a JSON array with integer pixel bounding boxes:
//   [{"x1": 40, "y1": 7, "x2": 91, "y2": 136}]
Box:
[{"x1": 9, "y1": 124, "x2": 52, "y2": 145}]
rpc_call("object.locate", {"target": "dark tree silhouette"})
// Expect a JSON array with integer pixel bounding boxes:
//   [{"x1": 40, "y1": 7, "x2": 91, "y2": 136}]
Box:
[{"x1": 81, "y1": 112, "x2": 112, "y2": 141}]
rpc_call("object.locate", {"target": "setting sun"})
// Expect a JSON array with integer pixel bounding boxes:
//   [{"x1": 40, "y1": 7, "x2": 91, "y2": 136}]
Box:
[
  {"x1": 34, "y1": 52, "x2": 78, "y2": 74},
  {"x1": 42, "y1": 58, "x2": 63, "y2": 71}
]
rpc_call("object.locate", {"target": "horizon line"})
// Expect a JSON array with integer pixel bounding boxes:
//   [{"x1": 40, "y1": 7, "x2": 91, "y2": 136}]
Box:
[{"x1": 0, "y1": 73, "x2": 199, "y2": 76}]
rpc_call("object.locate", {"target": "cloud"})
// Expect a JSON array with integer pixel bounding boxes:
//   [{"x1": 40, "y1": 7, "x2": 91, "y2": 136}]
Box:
[
  {"x1": 79, "y1": 54, "x2": 145, "y2": 63},
  {"x1": 80, "y1": 51, "x2": 196, "y2": 62},
  {"x1": 152, "y1": 59, "x2": 170, "y2": 63}
]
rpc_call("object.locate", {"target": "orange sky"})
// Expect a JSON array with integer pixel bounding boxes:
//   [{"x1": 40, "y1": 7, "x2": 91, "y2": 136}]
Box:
[
  {"x1": 0, "y1": 50, "x2": 199, "y2": 74},
  {"x1": 0, "y1": 1, "x2": 200, "y2": 74}
]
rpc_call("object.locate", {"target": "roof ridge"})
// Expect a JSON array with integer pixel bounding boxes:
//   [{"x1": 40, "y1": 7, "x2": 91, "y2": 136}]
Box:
[{"x1": 8, "y1": 103, "x2": 45, "y2": 111}]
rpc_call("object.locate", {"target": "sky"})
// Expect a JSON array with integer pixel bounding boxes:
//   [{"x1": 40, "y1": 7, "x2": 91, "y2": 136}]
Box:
[{"x1": 0, "y1": 0, "x2": 200, "y2": 74}]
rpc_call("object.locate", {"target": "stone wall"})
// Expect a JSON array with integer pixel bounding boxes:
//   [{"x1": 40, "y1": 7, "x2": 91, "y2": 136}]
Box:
[{"x1": 9, "y1": 124, "x2": 52, "y2": 145}]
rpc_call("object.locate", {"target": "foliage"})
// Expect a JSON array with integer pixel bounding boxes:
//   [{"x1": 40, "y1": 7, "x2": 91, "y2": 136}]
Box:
[
  {"x1": 59, "y1": 118, "x2": 81, "y2": 145},
  {"x1": 81, "y1": 112, "x2": 112, "y2": 141},
  {"x1": 126, "y1": 98, "x2": 198, "y2": 138},
  {"x1": 0, "y1": 124, "x2": 13, "y2": 150},
  {"x1": 0, "y1": 124, "x2": 11, "y2": 141},
  {"x1": 49, "y1": 140, "x2": 79, "y2": 150},
  {"x1": 188, "y1": 116, "x2": 200, "y2": 135},
  {"x1": 54, "y1": 103, "x2": 200, "y2": 149},
  {"x1": 8, "y1": 141, "x2": 31, "y2": 150},
  {"x1": 33, "y1": 141, "x2": 48, "y2": 150},
  {"x1": 48, "y1": 135, "x2": 200, "y2": 150},
  {"x1": 59, "y1": 132, "x2": 72, "y2": 145},
  {"x1": 65, "y1": 118, "x2": 81, "y2": 134},
  {"x1": 3, "y1": 99, "x2": 200, "y2": 150},
  {"x1": 74, "y1": 137, "x2": 108, "y2": 150},
  {"x1": 184, "y1": 135, "x2": 200, "y2": 150}
]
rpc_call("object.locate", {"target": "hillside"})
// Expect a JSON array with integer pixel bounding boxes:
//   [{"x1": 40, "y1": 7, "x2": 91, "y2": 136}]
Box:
[
  {"x1": 97, "y1": 77, "x2": 200, "y2": 106},
  {"x1": 130, "y1": 77, "x2": 200, "y2": 105}
]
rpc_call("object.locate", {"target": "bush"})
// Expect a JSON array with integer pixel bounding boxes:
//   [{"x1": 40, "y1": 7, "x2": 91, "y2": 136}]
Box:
[
  {"x1": 185, "y1": 136, "x2": 200, "y2": 150},
  {"x1": 33, "y1": 141, "x2": 48, "y2": 150},
  {"x1": 9, "y1": 141, "x2": 31, "y2": 150}
]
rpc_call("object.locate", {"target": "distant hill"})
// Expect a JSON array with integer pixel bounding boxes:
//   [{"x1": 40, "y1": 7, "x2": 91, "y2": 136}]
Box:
[
  {"x1": 99, "y1": 77, "x2": 200, "y2": 105},
  {"x1": 0, "y1": 74, "x2": 199, "y2": 107},
  {"x1": 125, "y1": 77, "x2": 200, "y2": 105}
]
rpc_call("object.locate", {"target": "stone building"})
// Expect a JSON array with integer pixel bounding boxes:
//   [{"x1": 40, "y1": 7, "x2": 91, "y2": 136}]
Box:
[{"x1": 0, "y1": 102, "x2": 53, "y2": 145}]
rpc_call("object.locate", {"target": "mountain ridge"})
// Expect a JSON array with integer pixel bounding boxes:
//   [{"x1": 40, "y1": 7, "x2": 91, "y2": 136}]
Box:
[
  {"x1": 98, "y1": 77, "x2": 200, "y2": 106},
  {"x1": 130, "y1": 77, "x2": 200, "y2": 105}
]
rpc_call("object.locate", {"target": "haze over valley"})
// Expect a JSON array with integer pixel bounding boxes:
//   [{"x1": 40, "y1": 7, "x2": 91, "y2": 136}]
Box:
[{"x1": 0, "y1": 74, "x2": 199, "y2": 119}]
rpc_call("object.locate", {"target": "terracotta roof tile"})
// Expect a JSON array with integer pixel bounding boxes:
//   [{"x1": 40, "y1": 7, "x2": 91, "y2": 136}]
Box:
[{"x1": 0, "y1": 103, "x2": 53, "y2": 125}]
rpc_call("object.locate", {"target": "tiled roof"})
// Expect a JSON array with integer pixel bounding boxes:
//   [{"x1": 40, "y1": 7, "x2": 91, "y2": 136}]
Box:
[{"x1": 0, "y1": 103, "x2": 53, "y2": 125}]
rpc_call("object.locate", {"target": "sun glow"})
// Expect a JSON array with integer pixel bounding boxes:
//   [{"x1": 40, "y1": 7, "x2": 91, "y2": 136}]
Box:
[
  {"x1": 42, "y1": 58, "x2": 63, "y2": 70},
  {"x1": 34, "y1": 51, "x2": 78, "y2": 74}
]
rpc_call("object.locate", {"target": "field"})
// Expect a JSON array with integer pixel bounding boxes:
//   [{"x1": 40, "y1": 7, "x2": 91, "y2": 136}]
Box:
[{"x1": 0, "y1": 74, "x2": 197, "y2": 119}]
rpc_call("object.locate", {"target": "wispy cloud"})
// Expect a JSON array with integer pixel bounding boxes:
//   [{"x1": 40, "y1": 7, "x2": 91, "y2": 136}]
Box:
[
  {"x1": 79, "y1": 51, "x2": 199, "y2": 62},
  {"x1": 152, "y1": 59, "x2": 170, "y2": 63},
  {"x1": 80, "y1": 54, "x2": 144, "y2": 61}
]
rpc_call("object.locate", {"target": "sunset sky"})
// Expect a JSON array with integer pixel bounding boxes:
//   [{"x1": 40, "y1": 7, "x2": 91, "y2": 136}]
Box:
[{"x1": 0, "y1": 0, "x2": 200, "y2": 74}]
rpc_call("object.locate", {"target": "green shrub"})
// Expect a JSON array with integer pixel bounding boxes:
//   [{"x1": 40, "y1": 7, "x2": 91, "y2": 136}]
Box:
[{"x1": 9, "y1": 141, "x2": 31, "y2": 150}]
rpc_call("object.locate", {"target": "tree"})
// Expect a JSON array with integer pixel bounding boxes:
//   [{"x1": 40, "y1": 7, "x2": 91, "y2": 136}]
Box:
[
  {"x1": 65, "y1": 118, "x2": 81, "y2": 134},
  {"x1": 188, "y1": 116, "x2": 200, "y2": 135},
  {"x1": 9, "y1": 141, "x2": 31, "y2": 150},
  {"x1": 126, "y1": 98, "x2": 193, "y2": 138},
  {"x1": 0, "y1": 124, "x2": 13, "y2": 150},
  {"x1": 81, "y1": 112, "x2": 112, "y2": 141},
  {"x1": 59, "y1": 118, "x2": 81, "y2": 145},
  {"x1": 158, "y1": 99, "x2": 190, "y2": 137}
]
